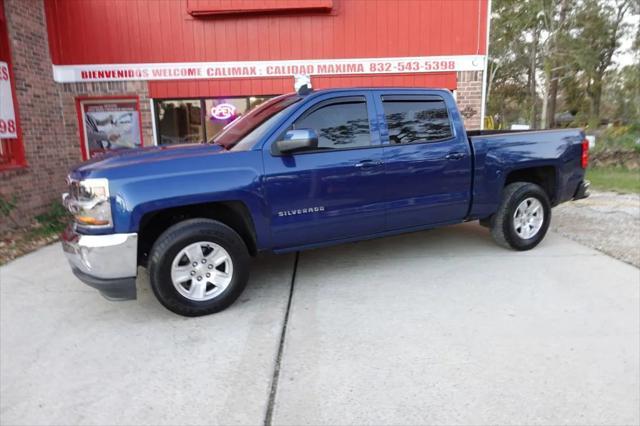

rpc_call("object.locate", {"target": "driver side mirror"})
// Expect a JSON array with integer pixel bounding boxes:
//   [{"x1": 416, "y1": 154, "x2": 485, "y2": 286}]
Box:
[{"x1": 273, "y1": 129, "x2": 318, "y2": 155}]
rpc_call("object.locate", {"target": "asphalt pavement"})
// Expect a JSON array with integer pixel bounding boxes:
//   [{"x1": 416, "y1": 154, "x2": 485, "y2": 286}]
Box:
[{"x1": 1, "y1": 223, "x2": 639, "y2": 425}]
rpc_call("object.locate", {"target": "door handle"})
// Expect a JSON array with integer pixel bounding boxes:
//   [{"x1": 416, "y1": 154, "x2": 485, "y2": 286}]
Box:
[
  {"x1": 354, "y1": 160, "x2": 383, "y2": 168},
  {"x1": 445, "y1": 152, "x2": 465, "y2": 160}
]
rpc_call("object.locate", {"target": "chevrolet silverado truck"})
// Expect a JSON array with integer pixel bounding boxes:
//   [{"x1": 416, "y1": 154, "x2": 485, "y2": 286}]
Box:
[{"x1": 62, "y1": 88, "x2": 590, "y2": 316}]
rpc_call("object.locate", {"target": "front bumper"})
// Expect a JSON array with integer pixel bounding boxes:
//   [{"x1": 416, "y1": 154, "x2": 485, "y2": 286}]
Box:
[{"x1": 61, "y1": 226, "x2": 137, "y2": 300}]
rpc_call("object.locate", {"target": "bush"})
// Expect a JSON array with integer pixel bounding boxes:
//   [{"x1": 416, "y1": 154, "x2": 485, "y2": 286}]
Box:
[
  {"x1": 593, "y1": 124, "x2": 640, "y2": 153},
  {"x1": 32, "y1": 202, "x2": 70, "y2": 237}
]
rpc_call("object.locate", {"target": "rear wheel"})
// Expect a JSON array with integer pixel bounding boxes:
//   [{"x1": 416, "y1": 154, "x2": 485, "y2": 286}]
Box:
[
  {"x1": 148, "y1": 218, "x2": 249, "y2": 316},
  {"x1": 490, "y1": 182, "x2": 551, "y2": 251}
]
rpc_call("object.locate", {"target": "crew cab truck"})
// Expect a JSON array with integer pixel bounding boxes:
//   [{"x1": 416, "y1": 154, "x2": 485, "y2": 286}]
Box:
[{"x1": 62, "y1": 88, "x2": 590, "y2": 316}]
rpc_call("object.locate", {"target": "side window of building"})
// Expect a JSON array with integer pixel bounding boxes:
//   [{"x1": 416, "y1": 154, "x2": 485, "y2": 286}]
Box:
[
  {"x1": 293, "y1": 99, "x2": 371, "y2": 149},
  {"x1": 382, "y1": 98, "x2": 452, "y2": 144},
  {"x1": 154, "y1": 96, "x2": 273, "y2": 145},
  {"x1": 156, "y1": 100, "x2": 204, "y2": 145},
  {"x1": 0, "y1": 1, "x2": 26, "y2": 169}
]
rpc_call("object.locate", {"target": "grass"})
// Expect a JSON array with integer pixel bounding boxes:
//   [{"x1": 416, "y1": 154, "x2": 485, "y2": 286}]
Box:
[
  {"x1": 587, "y1": 167, "x2": 640, "y2": 194},
  {"x1": 0, "y1": 202, "x2": 70, "y2": 265},
  {"x1": 31, "y1": 202, "x2": 69, "y2": 238}
]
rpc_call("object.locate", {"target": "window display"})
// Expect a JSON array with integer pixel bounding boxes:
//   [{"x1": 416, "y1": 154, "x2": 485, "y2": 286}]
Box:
[
  {"x1": 155, "y1": 96, "x2": 273, "y2": 146},
  {"x1": 204, "y1": 98, "x2": 247, "y2": 142},
  {"x1": 76, "y1": 98, "x2": 143, "y2": 160}
]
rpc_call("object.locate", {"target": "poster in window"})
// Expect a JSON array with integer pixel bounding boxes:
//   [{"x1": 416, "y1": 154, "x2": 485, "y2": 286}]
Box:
[
  {"x1": 0, "y1": 61, "x2": 17, "y2": 139},
  {"x1": 78, "y1": 98, "x2": 142, "y2": 159}
]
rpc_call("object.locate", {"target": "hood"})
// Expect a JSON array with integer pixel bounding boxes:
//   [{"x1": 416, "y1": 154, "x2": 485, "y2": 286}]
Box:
[{"x1": 70, "y1": 143, "x2": 228, "y2": 180}]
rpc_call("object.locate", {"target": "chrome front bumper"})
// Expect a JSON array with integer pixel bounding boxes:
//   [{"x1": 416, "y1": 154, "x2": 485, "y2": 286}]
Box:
[{"x1": 61, "y1": 225, "x2": 138, "y2": 300}]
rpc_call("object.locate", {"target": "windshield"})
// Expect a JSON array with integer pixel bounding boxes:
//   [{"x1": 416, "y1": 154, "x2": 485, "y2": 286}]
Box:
[{"x1": 211, "y1": 94, "x2": 301, "y2": 149}]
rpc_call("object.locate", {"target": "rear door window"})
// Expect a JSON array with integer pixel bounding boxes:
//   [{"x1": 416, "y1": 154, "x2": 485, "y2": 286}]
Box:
[{"x1": 382, "y1": 97, "x2": 452, "y2": 144}]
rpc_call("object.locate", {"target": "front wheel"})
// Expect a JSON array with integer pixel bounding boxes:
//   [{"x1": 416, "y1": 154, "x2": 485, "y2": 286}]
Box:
[
  {"x1": 490, "y1": 182, "x2": 551, "y2": 251},
  {"x1": 148, "y1": 218, "x2": 250, "y2": 316}
]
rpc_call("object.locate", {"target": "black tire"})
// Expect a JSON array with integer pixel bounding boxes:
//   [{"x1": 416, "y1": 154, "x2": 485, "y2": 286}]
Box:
[
  {"x1": 490, "y1": 182, "x2": 551, "y2": 251},
  {"x1": 148, "y1": 218, "x2": 250, "y2": 316}
]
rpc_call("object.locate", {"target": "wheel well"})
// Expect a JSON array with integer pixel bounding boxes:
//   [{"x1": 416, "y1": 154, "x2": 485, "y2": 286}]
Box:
[
  {"x1": 504, "y1": 166, "x2": 556, "y2": 203},
  {"x1": 137, "y1": 201, "x2": 258, "y2": 266}
]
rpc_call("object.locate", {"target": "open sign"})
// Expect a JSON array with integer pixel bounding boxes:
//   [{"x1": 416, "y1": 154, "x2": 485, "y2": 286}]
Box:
[{"x1": 211, "y1": 103, "x2": 237, "y2": 120}]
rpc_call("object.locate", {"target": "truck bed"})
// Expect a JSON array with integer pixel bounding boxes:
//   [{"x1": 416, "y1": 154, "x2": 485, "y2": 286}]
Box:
[{"x1": 466, "y1": 128, "x2": 586, "y2": 219}]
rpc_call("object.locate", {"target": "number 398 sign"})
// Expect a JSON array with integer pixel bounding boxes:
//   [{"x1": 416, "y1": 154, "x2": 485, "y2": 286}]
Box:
[{"x1": 0, "y1": 61, "x2": 18, "y2": 139}]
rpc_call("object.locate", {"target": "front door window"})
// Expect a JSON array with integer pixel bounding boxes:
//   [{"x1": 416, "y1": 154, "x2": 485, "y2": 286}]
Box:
[{"x1": 292, "y1": 99, "x2": 372, "y2": 150}]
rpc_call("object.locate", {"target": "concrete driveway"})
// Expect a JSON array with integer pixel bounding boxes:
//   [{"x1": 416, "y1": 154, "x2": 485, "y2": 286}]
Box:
[{"x1": 1, "y1": 223, "x2": 639, "y2": 426}]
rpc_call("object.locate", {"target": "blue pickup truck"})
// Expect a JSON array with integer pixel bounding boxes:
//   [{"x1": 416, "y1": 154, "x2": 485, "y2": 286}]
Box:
[{"x1": 62, "y1": 88, "x2": 589, "y2": 316}]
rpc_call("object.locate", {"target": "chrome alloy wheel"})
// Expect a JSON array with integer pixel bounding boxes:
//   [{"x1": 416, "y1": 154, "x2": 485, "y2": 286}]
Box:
[
  {"x1": 170, "y1": 241, "x2": 233, "y2": 301},
  {"x1": 513, "y1": 197, "x2": 544, "y2": 239}
]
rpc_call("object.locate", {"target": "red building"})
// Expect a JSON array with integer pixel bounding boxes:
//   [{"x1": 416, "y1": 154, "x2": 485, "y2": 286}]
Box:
[{"x1": 0, "y1": 0, "x2": 490, "y2": 227}]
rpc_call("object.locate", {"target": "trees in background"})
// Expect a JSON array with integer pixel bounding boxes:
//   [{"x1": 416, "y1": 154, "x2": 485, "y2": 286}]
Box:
[
  {"x1": 487, "y1": 0, "x2": 539, "y2": 127},
  {"x1": 487, "y1": 0, "x2": 639, "y2": 130}
]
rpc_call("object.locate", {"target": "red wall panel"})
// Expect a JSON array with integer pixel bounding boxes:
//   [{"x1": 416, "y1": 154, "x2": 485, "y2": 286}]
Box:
[
  {"x1": 44, "y1": 0, "x2": 487, "y2": 97},
  {"x1": 46, "y1": 0, "x2": 487, "y2": 65}
]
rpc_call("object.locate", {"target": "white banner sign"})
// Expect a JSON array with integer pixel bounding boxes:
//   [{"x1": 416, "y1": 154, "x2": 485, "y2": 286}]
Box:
[
  {"x1": 52, "y1": 55, "x2": 485, "y2": 83},
  {"x1": 0, "y1": 61, "x2": 17, "y2": 139}
]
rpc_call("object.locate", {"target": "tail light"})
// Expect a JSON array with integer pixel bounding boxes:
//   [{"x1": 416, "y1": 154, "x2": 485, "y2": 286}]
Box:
[{"x1": 581, "y1": 139, "x2": 589, "y2": 169}]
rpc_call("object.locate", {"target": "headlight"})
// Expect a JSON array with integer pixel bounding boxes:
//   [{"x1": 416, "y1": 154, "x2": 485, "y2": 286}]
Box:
[{"x1": 63, "y1": 178, "x2": 112, "y2": 228}]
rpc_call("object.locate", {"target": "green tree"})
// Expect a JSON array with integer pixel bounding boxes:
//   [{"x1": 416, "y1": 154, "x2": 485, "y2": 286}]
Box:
[
  {"x1": 486, "y1": 0, "x2": 638, "y2": 129},
  {"x1": 487, "y1": 0, "x2": 542, "y2": 127},
  {"x1": 571, "y1": 0, "x2": 635, "y2": 126},
  {"x1": 601, "y1": 65, "x2": 640, "y2": 124},
  {"x1": 539, "y1": 0, "x2": 576, "y2": 128}
]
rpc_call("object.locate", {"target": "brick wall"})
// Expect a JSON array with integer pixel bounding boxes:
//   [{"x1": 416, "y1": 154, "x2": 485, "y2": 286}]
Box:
[
  {"x1": 1, "y1": 0, "x2": 71, "y2": 229},
  {"x1": 456, "y1": 71, "x2": 483, "y2": 130},
  {"x1": 0, "y1": 0, "x2": 151, "y2": 230}
]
